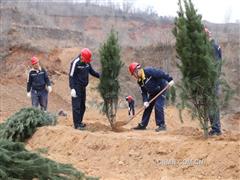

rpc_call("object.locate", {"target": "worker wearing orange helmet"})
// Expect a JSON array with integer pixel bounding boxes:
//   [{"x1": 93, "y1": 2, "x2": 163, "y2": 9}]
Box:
[
  {"x1": 129, "y1": 62, "x2": 174, "y2": 132},
  {"x1": 27, "y1": 56, "x2": 52, "y2": 111},
  {"x1": 69, "y1": 48, "x2": 100, "y2": 130}
]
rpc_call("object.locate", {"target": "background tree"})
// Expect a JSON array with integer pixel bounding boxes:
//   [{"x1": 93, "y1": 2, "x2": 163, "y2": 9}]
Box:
[
  {"x1": 173, "y1": 0, "x2": 221, "y2": 137},
  {"x1": 166, "y1": 86, "x2": 176, "y2": 105},
  {"x1": 98, "y1": 29, "x2": 124, "y2": 128}
]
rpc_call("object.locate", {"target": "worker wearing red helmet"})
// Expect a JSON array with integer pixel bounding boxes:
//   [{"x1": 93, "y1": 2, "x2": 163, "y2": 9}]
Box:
[
  {"x1": 129, "y1": 62, "x2": 174, "y2": 132},
  {"x1": 125, "y1": 95, "x2": 135, "y2": 117},
  {"x1": 69, "y1": 48, "x2": 100, "y2": 130},
  {"x1": 27, "y1": 56, "x2": 52, "y2": 111}
]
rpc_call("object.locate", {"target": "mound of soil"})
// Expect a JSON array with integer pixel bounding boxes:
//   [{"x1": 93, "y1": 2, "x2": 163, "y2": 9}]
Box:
[{"x1": 26, "y1": 108, "x2": 240, "y2": 179}]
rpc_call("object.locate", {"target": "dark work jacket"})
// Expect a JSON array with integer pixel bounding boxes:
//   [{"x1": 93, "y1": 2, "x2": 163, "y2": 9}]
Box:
[
  {"x1": 27, "y1": 67, "x2": 51, "y2": 92},
  {"x1": 211, "y1": 39, "x2": 222, "y2": 61},
  {"x1": 138, "y1": 67, "x2": 173, "y2": 102},
  {"x1": 69, "y1": 56, "x2": 100, "y2": 90}
]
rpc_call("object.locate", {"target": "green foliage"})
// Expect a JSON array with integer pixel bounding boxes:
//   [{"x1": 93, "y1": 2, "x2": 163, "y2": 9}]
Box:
[
  {"x1": 0, "y1": 139, "x2": 94, "y2": 180},
  {"x1": 98, "y1": 29, "x2": 124, "y2": 127},
  {"x1": 0, "y1": 108, "x2": 98, "y2": 180},
  {"x1": 173, "y1": 0, "x2": 221, "y2": 137},
  {"x1": 166, "y1": 86, "x2": 176, "y2": 105},
  {"x1": 0, "y1": 107, "x2": 57, "y2": 142},
  {"x1": 35, "y1": 147, "x2": 49, "y2": 154}
]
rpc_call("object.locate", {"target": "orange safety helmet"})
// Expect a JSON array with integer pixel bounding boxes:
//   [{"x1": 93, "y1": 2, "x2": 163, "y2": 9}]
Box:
[
  {"x1": 80, "y1": 48, "x2": 92, "y2": 63},
  {"x1": 31, "y1": 56, "x2": 39, "y2": 65},
  {"x1": 129, "y1": 62, "x2": 141, "y2": 75}
]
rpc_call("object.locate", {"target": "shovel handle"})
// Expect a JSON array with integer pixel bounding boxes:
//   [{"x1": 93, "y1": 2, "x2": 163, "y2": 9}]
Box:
[{"x1": 127, "y1": 84, "x2": 170, "y2": 123}]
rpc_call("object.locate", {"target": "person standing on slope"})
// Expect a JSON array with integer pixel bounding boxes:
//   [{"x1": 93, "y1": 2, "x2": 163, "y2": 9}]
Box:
[
  {"x1": 205, "y1": 27, "x2": 222, "y2": 136},
  {"x1": 27, "y1": 56, "x2": 52, "y2": 111},
  {"x1": 69, "y1": 48, "x2": 100, "y2": 130}
]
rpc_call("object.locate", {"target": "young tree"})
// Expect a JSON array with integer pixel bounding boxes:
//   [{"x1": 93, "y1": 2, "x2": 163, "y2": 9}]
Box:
[
  {"x1": 98, "y1": 29, "x2": 124, "y2": 128},
  {"x1": 173, "y1": 0, "x2": 221, "y2": 137}
]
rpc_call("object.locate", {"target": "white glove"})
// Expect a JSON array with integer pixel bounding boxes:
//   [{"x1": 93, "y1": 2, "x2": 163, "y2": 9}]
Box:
[
  {"x1": 47, "y1": 86, "x2": 52, "y2": 93},
  {"x1": 128, "y1": 107, "x2": 131, "y2": 111},
  {"x1": 27, "y1": 92, "x2": 31, "y2": 98},
  {"x1": 71, "y1": 89, "x2": 77, "y2": 98},
  {"x1": 169, "y1": 80, "x2": 174, "y2": 87},
  {"x1": 144, "y1": 102, "x2": 149, "y2": 108}
]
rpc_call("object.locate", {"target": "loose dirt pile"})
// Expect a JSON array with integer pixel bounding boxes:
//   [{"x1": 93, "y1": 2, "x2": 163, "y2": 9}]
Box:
[{"x1": 25, "y1": 107, "x2": 240, "y2": 180}]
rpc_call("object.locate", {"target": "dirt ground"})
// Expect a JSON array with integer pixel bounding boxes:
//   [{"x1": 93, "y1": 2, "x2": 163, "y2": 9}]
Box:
[
  {"x1": 1, "y1": 2, "x2": 239, "y2": 179},
  {"x1": 24, "y1": 107, "x2": 240, "y2": 180},
  {"x1": 0, "y1": 47, "x2": 239, "y2": 180}
]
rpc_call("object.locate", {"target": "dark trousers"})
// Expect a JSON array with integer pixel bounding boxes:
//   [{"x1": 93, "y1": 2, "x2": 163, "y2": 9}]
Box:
[
  {"x1": 141, "y1": 94, "x2": 165, "y2": 127},
  {"x1": 31, "y1": 89, "x2": 48, "y2": 111},
  {"x1": 128, "y1": 101, "x2": 135, "y2": 116},
  {"x1": 209, "y1": 84, "x2": 221, "y2": 132},
  {"x1": 71, "y1": 86, "x2": 86, "y2": 128},
  {"x1": 209, "y1": 109, "x2": 221, "y2": 132}
]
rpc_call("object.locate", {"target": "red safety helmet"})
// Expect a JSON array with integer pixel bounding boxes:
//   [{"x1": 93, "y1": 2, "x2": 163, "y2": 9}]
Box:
[
  {"x1": 127, "y1": 95, "x2": 133, "y2": 100},
  {"x1": 31, "y1": 56, "x2": 39, "y2": 65},
  {"x1": 81, "y1": 48, "x2": 92, "y2": 63},
  {"x1": 129, "y1": 62, "x2": 141, "y2": 75},
  {"x1": 125, "y1": 95, "x2": 133, "y2": 102}
]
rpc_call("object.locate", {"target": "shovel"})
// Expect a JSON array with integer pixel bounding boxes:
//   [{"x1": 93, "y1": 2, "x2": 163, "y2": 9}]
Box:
[{"x1": 114, "y1": 84, "x2": 170, "y2": 128}]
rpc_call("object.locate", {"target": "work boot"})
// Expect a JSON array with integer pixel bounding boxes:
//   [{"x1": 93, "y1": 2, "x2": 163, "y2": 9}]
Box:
[
  {"x1": 208, "y1": 130, "x2": 222, "y2": 136},
  {"x1": 133, "y1": 123, "x2": 146, "y2": 130},
  {"x1": 76, "y1": 123, "x2": 86, "y2": 130},
  {"x1": 155, "y1": 125, "x2": 166, "y2": 132}
]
